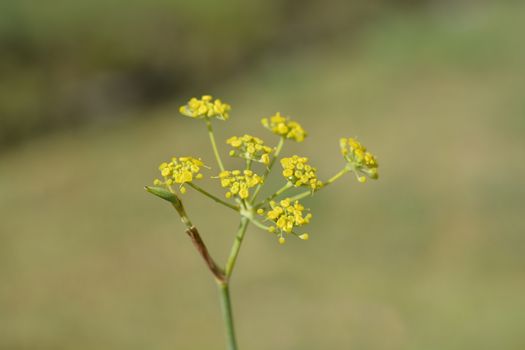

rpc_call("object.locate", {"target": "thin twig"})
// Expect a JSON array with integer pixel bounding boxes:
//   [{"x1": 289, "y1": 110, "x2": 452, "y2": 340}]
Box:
[{"x1": 186, "y1": 226, "x2": 227, "y2": 283}]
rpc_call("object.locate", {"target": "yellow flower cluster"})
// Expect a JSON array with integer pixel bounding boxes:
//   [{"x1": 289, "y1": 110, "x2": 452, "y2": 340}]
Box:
[
  {"x1": 258, "y1": 199, "x2": 311, "y2": 244},
  {"x1": 179, "y1": 95, "x2": 231, "y2": 120},
  {"x1": 340, "y1": 138, "x2": 379, "y2": 182},
  {"x1": 261, "y1": 112, "x2": 307, "y2": 142},
  {"x1": 226, "y1": 134, "x2": 274, "y2": 165},
  {"x1": 218, "y1": 170, "x2": 263, "y2": 200},
  {"x1": 154, "y1": 157, "x2": 205, "y2": 193},
  {"x1": 280, "y1": 155, "x2": 323, "y2": 191}
]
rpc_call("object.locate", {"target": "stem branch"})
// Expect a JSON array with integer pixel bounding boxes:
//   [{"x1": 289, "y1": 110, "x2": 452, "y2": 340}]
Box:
[
  {"x1": 225, "y1": 217, "x2": 250, "y2": 278},
  {"x1": 247, "y1": 217, "x2": 271, "y2": 231},
  {"x1": 157, "y1": 189, "x2": 226, "y2": 283},
  {"x1": 186, "y1": 226, "x2": 226, "y2": 283},
  {"x1": 188, "y1": 183, "x2": 239, "y2": 211},
  {"x1": 257, "y1": 182, "x2": 293, "y2": 207},
  {"x1": 207, "y1": 118, "x2": 225, "y2": 172},
  {"x1": 251, "y1": 136, "x2": 285, "y2": 201}
]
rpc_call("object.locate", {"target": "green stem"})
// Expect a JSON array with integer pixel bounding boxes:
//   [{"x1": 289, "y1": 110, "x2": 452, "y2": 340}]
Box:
[
  {"x1": 206, "y1": 118, "x2": 225, "y2": 172},
  {"x1": 165, "y1": 185, "x2": 194, "y2": 227},
  {"x1": 225, "y1": 217, "x2": 250, "y2": 277},
  {"x1": 257, "y1": 182, "x2": 292, "y2": 207},
  {"x1": 148, "y1": 186, "x2": 227, "y2": 281},
  {"x1": 218, "y1": 282, "x2": 238, "y2": 350},
  {"x1": 247, "y1": 217, "x2": 271, "y2": 231},
  {"x1": 218, "y1": 217, "x2": 250, "y2": 350},
  {"x1": 187, "y1": 183, "x2": 239, "y2": 211},
  {"x1": 326, "y1": 167, "x2": 349, "y2": 185},
  {"x1": 251, "y1": 136, "x2": 285, "y2": 202},
  {"x1": 266, "y1": 136, "x2": 285, "y2": 174},
  {"x1": 287, "y1": 190, "x2": 311, "y2": 202}
]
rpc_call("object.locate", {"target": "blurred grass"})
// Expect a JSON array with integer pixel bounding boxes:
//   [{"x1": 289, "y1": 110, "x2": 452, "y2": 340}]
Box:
[
  {"x1": 1, "y1": 2, "x2": 525, "y2": 349},
  {"x1": 0, "y1": 0, "x2": 388, "y2": 147}
]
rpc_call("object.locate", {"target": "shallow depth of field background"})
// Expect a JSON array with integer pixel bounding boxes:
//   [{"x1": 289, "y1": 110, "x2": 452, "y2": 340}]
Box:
[{"x1": 1, "y1": 1, "x2": 524, "y2": 349}]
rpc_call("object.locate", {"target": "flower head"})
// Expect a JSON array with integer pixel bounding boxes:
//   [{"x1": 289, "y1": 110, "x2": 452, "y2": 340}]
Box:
[
  {"x1": 179, "y1": 95, "x2": 231, "y2": 120},
  {"x1": 259, "y1": 198, "x2": 312, "y2": 244},
  {"x1": 217, "y1": 169, "x2": 263, "y2": 200},
  {"x1": 261, "y1": 112, "x2": 307, "y2": 142},
  {"x1": 340, "y1": 138, "x2": 379, "y2": 182},
  {"x1": 154, "y1": 157, "x2": 206, "y2": 194},
  {"x1": 280, "y1": 155, "x2": 323, "y2": 191},
  {"x1": 227, "y1": 134, "x2": 274, "y2": 165}
]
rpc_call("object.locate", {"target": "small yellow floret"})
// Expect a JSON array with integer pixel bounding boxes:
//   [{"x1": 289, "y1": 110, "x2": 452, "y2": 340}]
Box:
[
  {"x1": 217, "y1": 169, "x2": 263, "y2": 200},
  {"x1": 278, "y1": 237, "x2": 286, "y2": 245},
  {"x1": 226, "y1": 134, "x2": 274, "y2": 165},
  {"x1": 340, "y1": 137, "x2": 379, "y2": 182},
  {"x1": 179, "y1": 95, "x2": 231, "y2": 120},
  {"x1": 261, "y1": 199, "x2": 312, "y2": 242},
  {"x1": 261, "y1": 112, "x2": 307, "y2": 142},
  {"x1": 153, "y1": 156, "x2": 206, "y2": 194},
  {"x1": 280, "y1": 155, "x2": 322, "y2": 192}
]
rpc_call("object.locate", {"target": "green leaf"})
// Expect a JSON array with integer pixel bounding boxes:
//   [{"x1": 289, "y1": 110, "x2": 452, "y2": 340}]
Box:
[{"x1": 144, "y1": 186, "x2": 182, "y2": 206}]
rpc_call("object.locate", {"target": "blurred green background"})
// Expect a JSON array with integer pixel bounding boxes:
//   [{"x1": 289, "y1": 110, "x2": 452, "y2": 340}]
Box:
[{"x1": 1, "y1": 1, "x2": 524, "y2": 349}]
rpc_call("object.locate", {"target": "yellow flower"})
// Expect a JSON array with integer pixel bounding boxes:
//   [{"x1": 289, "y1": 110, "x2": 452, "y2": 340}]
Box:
[
  {"x1": 280, "y1": 155, "x2": 323, "y2": 191},
  {"x1": 217, "y1": 169, "x2": 263, "y2": 200},
  {"x1": 261, "y1": 112, "x2": 307, "y2": 142},
  {"x1": 298, "y1": 233, "x2": 309, "y2": 240},
  {"x1": 154, "y1": 157, "x2": 206, "y2": 193},
  {"x1": 179, "y1": 95, "x2": 231, "y2": 120},
  {"x1": 258, "y1": 199, "x2": 312, "y2": 243},
  {"x1": 227, "y1": 134, "x2": 274, "y2": 165},
  {"x1": 340, "y1": 137, "x2": 379, "y2": 182}
]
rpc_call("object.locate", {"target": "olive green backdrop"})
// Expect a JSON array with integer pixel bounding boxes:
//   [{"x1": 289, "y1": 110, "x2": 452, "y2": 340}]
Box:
[{"x1": 1, "y1": 1, "x2": 524, "y2": 349}]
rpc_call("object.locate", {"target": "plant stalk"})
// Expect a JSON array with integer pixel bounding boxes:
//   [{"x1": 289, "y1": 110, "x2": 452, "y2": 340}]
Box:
[
  {"x1": 188, "y1": 182, "x2": 239, "y2": 211},
  {"x1": 218, "y1": 282, "x2": 238, "y2": 350},
  {"x1": 225, "y1": 217, "x2": 250, "y2": 277},
  {"x1": 216, "y1": 216, "x2": 250, "y2": 350},
  {"x1": 251, "y1": 136, "x2": 285, "y2": 202},
  {"x1": 206, "y1": 119, "x2": 225, "y2": 172}
]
